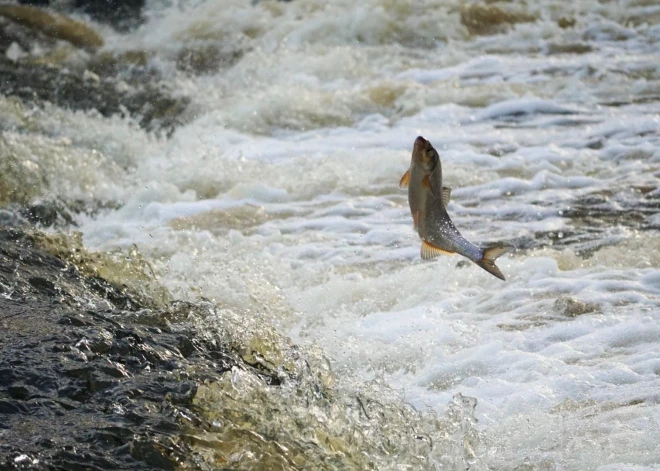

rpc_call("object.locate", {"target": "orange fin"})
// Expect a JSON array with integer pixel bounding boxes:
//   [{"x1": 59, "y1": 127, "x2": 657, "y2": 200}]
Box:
[
  {"x1": 421, "y1": 240, "x2": 454, "y2": 260},
  {"x1": 399, "y1": 169, "x2": 410, "y2": 189}
]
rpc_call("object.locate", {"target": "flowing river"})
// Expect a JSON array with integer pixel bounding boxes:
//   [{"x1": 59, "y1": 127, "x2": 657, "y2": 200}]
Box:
[{"x1": 6, "y1": 0, "x2": 660, "y2": 468}]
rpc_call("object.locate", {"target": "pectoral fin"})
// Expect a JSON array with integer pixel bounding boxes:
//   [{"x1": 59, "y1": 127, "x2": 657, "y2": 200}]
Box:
[
  {"x1": 442, "y1": 187, "x2": 451, "y2": 207},
  {"x1": 399, "y1": 169, "x2": 410, "y2": 189},
  {"x1": 421, "y1": 240, "x2": 454, "y2": 260},
  {"x1": 422, "y1": 175, "x2": 432, "y2": 192}
]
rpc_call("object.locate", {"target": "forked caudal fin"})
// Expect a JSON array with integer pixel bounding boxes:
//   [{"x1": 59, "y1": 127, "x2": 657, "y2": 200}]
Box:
[{"x1": 474, "y1": 245, "x2": 514, "y2": 281}]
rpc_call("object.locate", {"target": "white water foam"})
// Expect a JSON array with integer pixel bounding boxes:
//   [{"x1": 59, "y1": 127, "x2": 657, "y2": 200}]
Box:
[{"x1": 25, "y1": 0, "x2": 660, "y2": 468}]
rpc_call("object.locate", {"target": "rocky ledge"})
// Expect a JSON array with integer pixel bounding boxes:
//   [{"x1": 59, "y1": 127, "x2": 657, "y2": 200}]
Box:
[
  {"x1": 0, "y1": 228, "x2": 269, "y2": 469},
  {"x1": 0, "y1": 227, "x2": 479, "y2": 470}
]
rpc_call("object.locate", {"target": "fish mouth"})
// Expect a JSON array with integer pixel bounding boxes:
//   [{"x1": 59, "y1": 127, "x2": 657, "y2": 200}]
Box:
[
  {"x1": 413, "y1": 136, "x2": 430, "y2": 165},
  {"x1": 414, "y1": 136, "x2": 427, "y2": 152}
]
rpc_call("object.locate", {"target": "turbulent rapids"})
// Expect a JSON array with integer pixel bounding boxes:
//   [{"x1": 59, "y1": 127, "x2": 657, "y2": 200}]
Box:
[{"x1": 1, "y1": 0, "x2": 660, "y2": 470}]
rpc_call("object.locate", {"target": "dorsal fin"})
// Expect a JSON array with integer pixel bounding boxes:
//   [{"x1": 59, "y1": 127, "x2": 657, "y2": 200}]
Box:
[
  {"x1": 421, "y1": 240, "x2": 454, "y2": 260},
  {"x1": 442, "y1": 187, "x2": 451, "y2": 207}
]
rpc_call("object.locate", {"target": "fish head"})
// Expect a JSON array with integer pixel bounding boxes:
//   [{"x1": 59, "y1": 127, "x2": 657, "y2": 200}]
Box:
[{"x1": 412, "y1": 136, "x2": 438, "y2": 172}]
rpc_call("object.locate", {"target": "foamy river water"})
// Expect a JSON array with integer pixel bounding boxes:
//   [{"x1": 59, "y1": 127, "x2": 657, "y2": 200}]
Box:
[{"x1": 16, "y1": 0, "x2": 660, "y2": 468}]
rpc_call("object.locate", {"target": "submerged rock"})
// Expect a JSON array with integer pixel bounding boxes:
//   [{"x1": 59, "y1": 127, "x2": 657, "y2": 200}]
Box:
[
  {"x1": 87, "y1": 50, "x2": 151, "y2": 78},
  {"x1": 73, "y1": 0, "x2": 145, "y2": 32},
  {"x1": 0, "y1": 56, "x2": 190, "y2": 133},
  {"x1": 0, "y1": 4, "x2": 104, "y2": 50},
  {"x1": 460, "y1": 3, "x2": 536, "y2": 36},
  {"x1": 546, "y1": 42, "x2": 593, "y2": 55},
  {"x1": 557, "y1": 17, "x2": 576, "y2": 29},
  {"x1": 554, "y1": 296, "x2": 600, "y2": 317},
  {"x1": 18, "y1": 200, "x2": 76, "y2": 227},
  {"x1": 176, "y1": 43, "x2": 244, "y2": 75},
  {"x1": 0, "y1": 5, "x2": 188, "y2": 135},
  {"x1": 0, "y1": 15, "x2": 45, "y2": 54},
  {"x1": 0, "y1": 228, "x2": 482, "y2": 470},
  {"x1": 19, "y1": 0, "x2": 146, "y2": 32}
]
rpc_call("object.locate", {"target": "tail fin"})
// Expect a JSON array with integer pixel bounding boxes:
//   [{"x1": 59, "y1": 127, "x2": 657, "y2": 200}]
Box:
[{"x1": 474, "y1": 245, "x2": 513, "y2": 281}]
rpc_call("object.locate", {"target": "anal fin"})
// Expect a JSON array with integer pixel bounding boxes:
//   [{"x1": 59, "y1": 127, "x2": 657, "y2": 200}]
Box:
[{"x1": 421, "y1": 240, "x2": 454, "y2": 260}]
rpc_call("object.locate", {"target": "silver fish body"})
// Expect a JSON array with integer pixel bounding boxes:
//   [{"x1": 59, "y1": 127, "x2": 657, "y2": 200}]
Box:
[
  {"x1": 421, "y1": 194, "x2": 484, "y2": 261},
  {"x1": 400, "y1": 136, "x2": 513, "y2": 280}
]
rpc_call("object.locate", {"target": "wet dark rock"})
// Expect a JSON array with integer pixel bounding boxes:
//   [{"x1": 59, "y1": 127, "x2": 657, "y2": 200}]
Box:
[
  {"x1": 176, "y1": 43, "x2": 244, "y2": 75},
  {"x1": 17, "y1": 0, "x2": 50, "y2": 5},
  {"x1": 19, "y1": 201, "x2": 76, "y2": 228},
  {"x1": 28, "y1": 276, "x2": 58, "y2": 295},
  {"x1": 73, "y1": 0, "x2": 146, "y2": 32},
  {"x1": 7, "y1": 385, "x2": 32, "y2": 400},
  {"x1": 19, "y1": 0, "x2": 146, "y2": 32},
  {"x1": 0, "y1": 15, "x2": 44, "y2": 54},
  {"x1": 0, "y1": 228, "x2": 273, "y2": 469},
  {"x1": 0, "y1": 4, "x2": 104, "y2": 50},
  {"x1": 129, "y1": 437, "x2": 182, "y2": 470},
  {"x1": 460, "y1": 3, "x2": 536, "y2": 36},
  {"x1": 546, "y1": 42, "x2": 593, "y2": 55},
  {"x1": 0, "y1": 56, "x2": 190, "y2": 133},
  {"x1": 586, "y1": 139, "x2": 605, "y2": 150},
  {"x1": 0, "y1": 6, "x2": 188, "y2": 137},
  {"x1": 554, "y1": 296, "x2": 600, "y2": 317},
  {"x1": 0, "y1": 228, "x2": 468, "y2": 470},
  {"x1": 557, "y1": 17, "x2": 576, "y2": 29},
  {"x1": 126, "y1": 87, "x2": 190, "y2": 133},
  {"x1": 87, "y1": 50, "x2": 152, "y2": 79}
]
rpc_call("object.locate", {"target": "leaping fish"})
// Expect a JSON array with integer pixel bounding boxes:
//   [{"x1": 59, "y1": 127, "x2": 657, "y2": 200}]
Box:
[{"x1": 400, "y1": 136, "x2": 513, "y2": 280}]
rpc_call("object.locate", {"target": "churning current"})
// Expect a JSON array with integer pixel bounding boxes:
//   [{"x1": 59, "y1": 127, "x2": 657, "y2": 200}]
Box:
[{"x1": 18, "y1": 0, "x2": 660, "y2": 468}]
